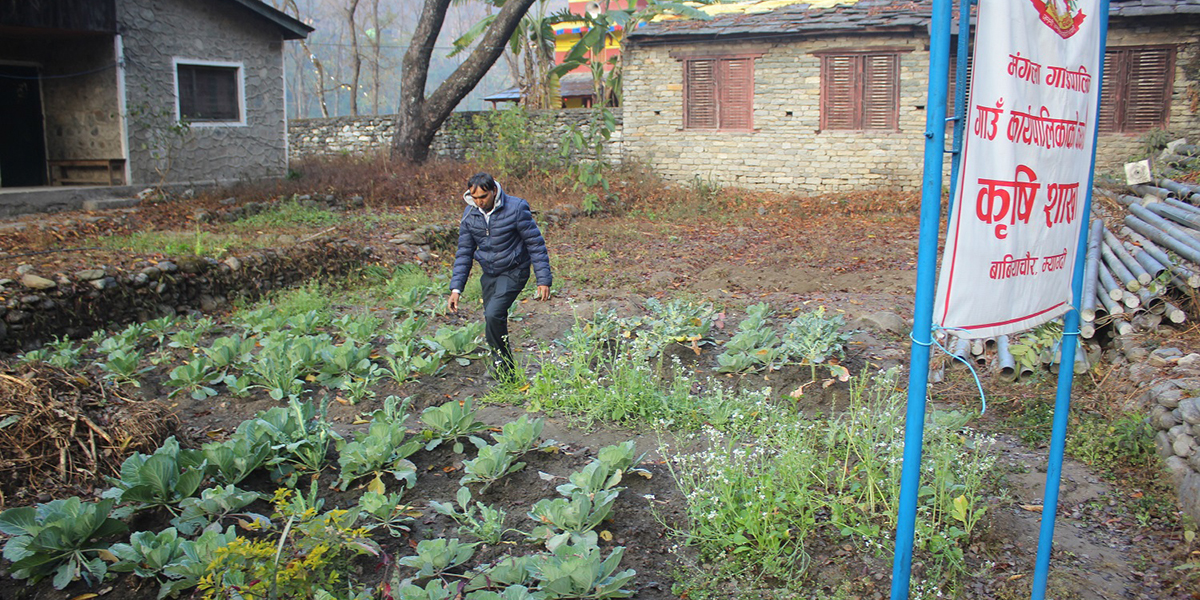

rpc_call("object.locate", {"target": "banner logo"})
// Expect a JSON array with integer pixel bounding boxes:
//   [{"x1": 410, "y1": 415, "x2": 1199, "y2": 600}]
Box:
[{"x1": 1031, "y1": 0, "x2": 1086, "y2": 39}]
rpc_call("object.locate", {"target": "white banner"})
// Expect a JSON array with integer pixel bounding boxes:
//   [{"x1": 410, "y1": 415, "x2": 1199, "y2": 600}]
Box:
[{"x1": 934, "y1": 0, "x2": 1103, "y2": 339}]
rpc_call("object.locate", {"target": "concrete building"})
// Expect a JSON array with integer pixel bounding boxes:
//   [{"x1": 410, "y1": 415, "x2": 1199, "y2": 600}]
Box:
[
  {"x1": 622, "y1": 0, "x2": 1200, "y2": 193},
  {"x1": 0, "y1": 0, "x2": 311, "y2": 193}
]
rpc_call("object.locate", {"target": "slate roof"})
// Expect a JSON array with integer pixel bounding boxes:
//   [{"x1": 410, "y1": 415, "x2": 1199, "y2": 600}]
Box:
[
  {"x1": 628, "y1": 0, "x2": 1200, "y2": 42},
  {"x1": 223, "y1": 0, "x2": 313, "y2": 40}
]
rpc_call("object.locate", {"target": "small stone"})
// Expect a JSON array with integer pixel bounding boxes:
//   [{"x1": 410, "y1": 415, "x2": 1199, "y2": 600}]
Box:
[
  {"x1": 416, "y1": 251, "x2": 432, "y2": 262},
  {"x1": 89, "y1": 278, "x2": 108, "y2": 291},
  {"x1": 20, "y1": 274, "x2": 56, "y2": 290},
  {"x1": 1179, "y1": 353, "x2": 1200, "y2": 369},
  {"x1": 1157, "y1": 389, "x2": 1184, "y2": 409},
  {"x1": 199, "y1": 294, "x2": 218, "y2": 312},
  {"x1": 1164, "y1": 455, "x2": 1191, "y2": 483},
  {"x1": 855, "y1": 311, "x2": 908, "y2": 334},
  {"x1": 1180, "y1": 398, "x2": 1200, "y2": 425},
  {"x1": 0, "y1": 278, "x2": 11, "y2": 288},
  {"x1": 278, "y1": 234, "x2": 297, "y2": 246},
  {"x1": 223, "y1": 256, "x2": 241, "y2": 271},
  {"x1": 140, "y1": 266, "x2": 161, "y2": 279},
  {"x1": 74, "y1": 269, "x2": 105, "y2": 281},
  {"x1": 16, "y1": 265, "x2": 33, "y2": 275},
  {"x1": 133, "y1": 273, "x2": 149, "y2": 286},
  {"x1": 20, "y1": 295, "x2": 40, "y2": 306},
  {"x1": 176, "y1": 257, "x2": 205, "y2": 274},
  {"x1": 1175, "y1": 377, "x2": 1200, "y2": 392},
  {"x1": 1124, "y1": 346, "x2": 1150, "y2": 362},
  {"x1": 5, "y1": 309, "x2": 26, "y2": 323},
  {"x1": 193, "y1": 210, "x2": 212, "y2": 223},
  {"x1": 1155, "y1": 409, "x2": 1180, "y2": 429},
  {"x1": 157, "y1": 261, "x2": 178, "y2": 273},
  {"x1": 1128, "y1": 363, "x2": 1158, "y2": 384},
  {"x1": 1172, "y1": 434, "x2": 1195, "y2": 458},
  {"x1": 220, "y1": 197, "x2": 238, "y2": 206}
]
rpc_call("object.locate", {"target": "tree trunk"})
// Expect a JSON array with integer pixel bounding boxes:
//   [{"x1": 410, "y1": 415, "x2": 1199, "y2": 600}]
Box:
[
  {"x1": 346, "y1": 0, "x2": 362, "y2": 115},
  {"x1": 391, "y1": 0, "x2": 539, "y2": 162}
]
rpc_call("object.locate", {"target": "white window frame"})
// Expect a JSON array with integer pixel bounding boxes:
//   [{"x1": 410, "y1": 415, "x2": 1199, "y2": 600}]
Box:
[{"x1": 172, "y1": 57, "x2": 246, "y2": 127}]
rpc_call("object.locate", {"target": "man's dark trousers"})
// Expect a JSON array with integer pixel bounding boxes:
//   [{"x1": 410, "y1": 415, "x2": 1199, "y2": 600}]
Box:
[{"x1": 480, "y1": 265, "x2": 530, "y2": 375}]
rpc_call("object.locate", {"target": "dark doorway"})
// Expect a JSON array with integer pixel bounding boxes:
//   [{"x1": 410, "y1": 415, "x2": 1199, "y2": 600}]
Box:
[{"x1": 0, "y1": 65, "x2": 48, "y2": 187}]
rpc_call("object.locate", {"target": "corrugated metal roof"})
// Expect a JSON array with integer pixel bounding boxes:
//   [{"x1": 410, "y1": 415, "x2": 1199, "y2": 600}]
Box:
[
  {"x1": 483, "y1": 73, "x2": 597, "y2": 103},
  {"x1": 629, "y1": 0, "x2": 1200, "y2": 41}
]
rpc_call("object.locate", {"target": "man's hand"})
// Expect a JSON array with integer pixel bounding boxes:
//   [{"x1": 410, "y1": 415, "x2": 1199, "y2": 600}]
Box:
[
  {"x1": 535, "y1": 285, "x2": 551, "y2": 301},
  {"x1": 448, "y1": 291, "x2": 460, "y2": 312}
]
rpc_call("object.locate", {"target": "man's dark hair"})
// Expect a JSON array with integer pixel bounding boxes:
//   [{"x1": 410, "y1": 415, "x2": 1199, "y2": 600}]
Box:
[{"x1": 468, "y1": 173, "x2": 497, "y2": 192}]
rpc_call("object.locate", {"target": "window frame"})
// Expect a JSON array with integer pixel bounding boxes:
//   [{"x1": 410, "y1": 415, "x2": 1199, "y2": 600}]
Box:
[
  {"x1": 674, "y1": 52, "x2": 762, "y2": 132},
  {"x1": 173, "y1": 58, "x2": 246, "y2": 126},
  {"x1": 814, "y1": 48, "x2": 907, "y2": 132},
  {"x1": 1098, "y1": 45, "x2": 1176, "y2": 135}
]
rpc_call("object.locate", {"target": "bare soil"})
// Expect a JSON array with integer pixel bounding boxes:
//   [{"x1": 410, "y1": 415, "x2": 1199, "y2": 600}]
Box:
[{"x1": 0, "y1": 188, "x2": 1197, "y2": 600}]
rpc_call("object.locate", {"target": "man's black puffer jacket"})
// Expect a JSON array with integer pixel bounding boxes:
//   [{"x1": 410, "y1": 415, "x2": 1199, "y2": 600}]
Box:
[{"x1": 450, "y1": 184, "x2": 552, "y2": 292}]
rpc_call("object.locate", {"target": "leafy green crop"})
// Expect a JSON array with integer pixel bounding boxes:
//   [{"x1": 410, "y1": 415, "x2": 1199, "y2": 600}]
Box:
[
  {"x1": 425, "y1": 322, "x2": 487, "y2": 365},
  {"x1": 103, "y1": 437, "x2": 205, "y2": 515},
  {"x1": 716, "y1": 303, "x2": 784, "y2": 373},
  {"x1": 527, "y1": 490, "x2": 619, "y2": 550},
  {"x1": 429, "y1": 487, "x2": 509, "y2": 545},
  {"x1": 171, "y1": 485, "x2": 263, "y2": 536},
  {"x1": 358, "y1": 490, "x2": 415, "y2": 538},
  {"x1": 421, "y1": 398, "x2": 488, "y2": 453},
  {"x1": 460, "y1": 443, "x2": 525, "y2": 491},
  {"x1": 336, "y1": 396, "x2": 421, "y2": 491},
  {"x1": 398, "y1": 538, "x2": 477, "y2": 578},
  {"x1": 164, "y1": 357, "x2": 221, "y2": 400},
  {"x1": 782, "y1": 306, "x2": 853, "y2": 381},
  {"x1": 489, "y1": 415, "x2": 545, "y2": 455},
  {"x1": 530, "y1": 543, "x2": 635, "y2": 599},
  {"x1": 202, "y1": 434, "x2": 274, "y2": 486},
  {"x1": 0, "y1": 497, "x2": 127, "y2": 589}
]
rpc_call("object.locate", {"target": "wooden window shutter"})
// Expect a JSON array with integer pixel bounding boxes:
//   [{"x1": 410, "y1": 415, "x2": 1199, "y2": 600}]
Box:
[
  {"x1": 863, "y1": 54, "x2": 899, "y2": 130},
  {"x1": 719, "y1": 57, "x2": 754, "y2": 130},
  {"x1": 1099, "y1": 46, "x2": 1174, "y2": 134},
  {"x1": 1098, "y1": 49, "x2": 1125, "y2": 134},
  {"x1": 947, "y1": 52, "x2": 974, "y2": 117},
  {"x1": 1125, "y1": 47, "x2": 1173, "y2": 132},
  {"x1": 822, "y1": 54, "x2": 857, "y2": 130},
  {"x1": 685, "y1": 59, "x2": 717, "y2": 129}
]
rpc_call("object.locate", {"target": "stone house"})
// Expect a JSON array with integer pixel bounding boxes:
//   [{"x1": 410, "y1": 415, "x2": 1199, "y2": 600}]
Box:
[
  {"x1": 0, "y1": 0, "x2": 311, "y2": 191},
  {"x1": 622, "y1": 0, "x2": 1200, "y2": 193}
]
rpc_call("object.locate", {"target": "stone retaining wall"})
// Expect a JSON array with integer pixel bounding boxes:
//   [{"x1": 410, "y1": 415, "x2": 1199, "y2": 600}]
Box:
[
  {"x1": 287, "y1": 108, "x2": 623, "y2": 165},
  {"x1": 0, "y1": 241, "x2": 374, "y2": 352},
  {"x1": 1136, "y1": 348, "x2": 1200, "y2": 522}
]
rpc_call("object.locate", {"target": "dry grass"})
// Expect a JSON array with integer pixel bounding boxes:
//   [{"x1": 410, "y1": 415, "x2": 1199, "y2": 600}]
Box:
[{"x1": 0, "y1": 365, "x2": 176, "y2": 507}]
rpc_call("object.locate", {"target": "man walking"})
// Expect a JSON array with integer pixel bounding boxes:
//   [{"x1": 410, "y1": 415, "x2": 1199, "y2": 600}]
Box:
[{"x1": 448, "y1": 173, "x2": 552, "y2": 380}]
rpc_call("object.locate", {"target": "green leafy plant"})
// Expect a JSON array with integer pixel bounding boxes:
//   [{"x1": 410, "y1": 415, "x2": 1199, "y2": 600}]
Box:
[
  {"x1": 628, "y1": 298, "x2": 716, "y2": 357},
  {"x1": 716, "y1": 303, "x2": 784, "y2": 374},
  {"x1": 358, "y1": 491, "x2": 415, "y2": 538},
  {"x1": 527, "y1": 490, "x2": 619, "y2": 550},
  {"x1": 333, "y1": 312, "x2": 383, "y2": 343},
  {"x1": 0, "y1": 497, "x2": 127, "y2": 589},
  {"x1": 168, "y1": 317, "x2": 215, "y2": 352},
  {"x1": 203, "y1": 335, "x2": 256, "y2": 371},
  {"x1": 429, "y1": 487, "x2": 509, "y2": 545},
  {"x1": 490, "y1": 415, "x2": 545, "y2": 456},
  {"x1": 529, "y1": 543, "x2": 636, "y2": 599},
  {"x1": 397, "y1": 538, "x2": 477, "y2": 579},
  {"x1": 425, "y1": 322, "x2": 487, "y2": 365},
  {"x1": 317, "y1": 340, "x2": 375, "y2": 388},
  {"x1": 460, "y1": 443, "x2": 526, "y2": 492},
  {"x1": 336, "y1": 396, "x2": 422, "y2": 491},
  {"x1": 165, "y1": 357, "x2": 222, "y2": 400},
  {"x1": 781, "y1": 306, "x2": 853, "y2": 381},
  {"x1": 202, "y1": 433, "x2": 274, "y2": 486},
  {"x1": 171, "y1": 485, "x2": 264, "y2": 536},
  {"x1": 99, "y1": 347, "x2": 149, "y2": 387},
  {"x1": 556, "y1": 442, "x2": 642, "y2": 497},
  {"x1": 421, "y1": 398, "x2": 488, "y2": 453},
  {"x1": 237, "y1": 399, "x2": 337, "y2": 487},
  {"x1": 103, "y1": 436, "x2": 205, "y2": 515}
]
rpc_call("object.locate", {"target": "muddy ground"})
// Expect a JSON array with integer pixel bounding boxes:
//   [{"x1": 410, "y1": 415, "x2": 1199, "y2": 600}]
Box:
[{"x1": 0, "y1": 189, "x2": 1197, "y2": 599}]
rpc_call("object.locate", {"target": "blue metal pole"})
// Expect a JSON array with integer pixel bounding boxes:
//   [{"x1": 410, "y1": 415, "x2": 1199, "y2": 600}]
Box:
[
  {"x1": 889, "y1": 0, "x2": 952, "y2": 598},
  {"x1": 1030, "y1": 2, "x2": 1109, "y2": 598},
  {"x1": 946, "y1": 0, "x2": 973, "y2": 209}
]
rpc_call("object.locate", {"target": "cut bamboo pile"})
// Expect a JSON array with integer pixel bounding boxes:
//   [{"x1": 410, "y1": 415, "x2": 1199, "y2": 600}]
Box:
[{"x1": 934, "y1": 176, "x2": 1198, "y2": 382}]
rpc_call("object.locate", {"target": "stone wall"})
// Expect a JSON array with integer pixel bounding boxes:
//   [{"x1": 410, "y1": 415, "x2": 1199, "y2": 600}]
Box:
[
  {"x1": 623, "y1": 35, "x2": 931, "y2": 194},
  {"x1": 1094, "y1": 20, "x2": 1200, "y2": 172},
  {"x1": 118, "y1": 0, "x2": 289, "y2": 185},
  {"x1": 1137, "y1": 348, "x2": 1200, "y2": 523},
  {"x1": 288, "y1": 108, "x2": 624, "y2": 166},
  {"x1": 0, "y1": 241, "x2": 373, "y2": 353}
]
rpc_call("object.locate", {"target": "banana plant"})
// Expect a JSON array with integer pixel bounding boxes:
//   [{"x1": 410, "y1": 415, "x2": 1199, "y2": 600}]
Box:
[
  {"x1": 421, "y1": 398, "x2": 488, "y2": 453},
  {"x1": 0, "y1": 497, "x2": 127, "y2": 589}
]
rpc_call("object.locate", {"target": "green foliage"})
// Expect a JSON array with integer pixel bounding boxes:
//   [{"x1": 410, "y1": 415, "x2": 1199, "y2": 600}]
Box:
[
  {"x1": 336, "y1": 396, "x2": 422, "y2": 491},
  {"x1": 490, "y1": 415, "x2": 545, "y2": 456},
  {"x1": 398, "y1": 538, "x2": 477, "y2": 579},
  {"x1": 171, "y1": 486, "x2": 263, "y2": 537},
  {"x1": 236, "y1": 400, "x2": 337, "y2": 487},
  {"x1": 98, "y1": 347, "x2": 149, "y2": 387},
  {"x1": 626, "y1": 298, "x2": 716, "y2": 357},
  {"x1": 333, "y1": 312, "x2": 383, "y2": 343},
  {"x1": 0, "y1": 497, "x2": 127, "y2": 589},
  {"x1": 167, "y1": 317, "x2": 216, "y2": 351},
  {"x1": 357, "y1": 490, "x2": 414, "y2": 538},
  {"x1": 559, "y1": 108, "x2": 618, "y2": 214},
  {"x1": 203, "y1": 335, "x2": 256, "y2": 371},
  {"x1": 527, "y1": 490, "x2": 618, "y2": 551},
  {"x1": 556, "y1": 442, "x2": 640, "y2": 497},
  {"x1": 198, "y1": 489, "x2": 378, "y2": 600},
  {"x1": 425, "y1": 322, "x2": 487, "y2": 365},
  {"x1": 782, "y1": 306, "x2": 853, "y2": 380},
  {"x1": 1007, "y1": 321, "x2": 1063, "y2": 380},
  {"x1": 460, "y1": 443, "x2": 526, "y2": 491},
  {"x1": 164, "y1": 357, "x2": 221, "y2": 400},
  {"x1": 421, "y1": 398, "x2": 488, "y2": 453},
  {"x1": 465, "y1": 106, "x2": 552, "y2": 179},
  {"x1": 202, "y1": 433, "x2": 274, "y2": 486},
  {"x1": 317, "y1": 340, "x2": 375, "y2": 388},
  {"x1": 109, "y1": 527, "x2": 188, "y2": 580},
  {"x1": 233, "y1": 197, "x2": 340, "y2": 229},
  {"x1": 104, "y1": 437, "x2": 205, "y2": 515},
  {"x1": 430, "y1": 487, "x2": 509, "y2": 545},
  {"x1": 715, "y1": 303, "x2": 783, "y2": 373},
  {"x1": 530, "y1": 543, "x2": 636, "y2": 599}
]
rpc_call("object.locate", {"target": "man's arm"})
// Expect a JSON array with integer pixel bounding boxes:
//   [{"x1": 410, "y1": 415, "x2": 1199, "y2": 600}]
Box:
[
  {"x1": 516, "y1": 202, "x2": 552, "y2": 297},
  {"x1": 448, "y1": 214, "x2": 476, "y2": 311}
]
